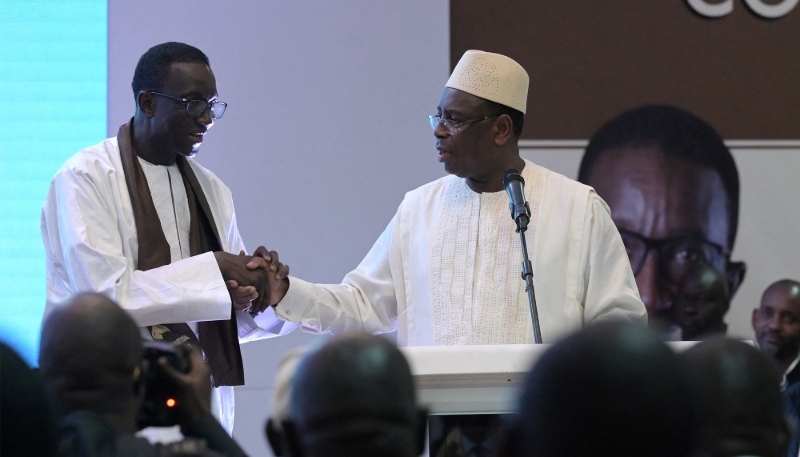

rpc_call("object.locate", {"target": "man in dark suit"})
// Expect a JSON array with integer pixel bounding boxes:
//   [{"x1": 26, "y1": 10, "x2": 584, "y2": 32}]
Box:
[{"x1": 753, "y1": 279, "x2": 800, "y2": 389}]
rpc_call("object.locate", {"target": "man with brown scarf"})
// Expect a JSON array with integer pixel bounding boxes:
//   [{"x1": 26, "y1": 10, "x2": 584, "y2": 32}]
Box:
[{"x1": 41, "y1": 42, "x2": 292, "y2": 439}]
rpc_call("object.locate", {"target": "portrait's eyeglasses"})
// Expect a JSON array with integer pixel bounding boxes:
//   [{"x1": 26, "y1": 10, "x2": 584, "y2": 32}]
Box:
[
  {"x1": 148, "y1": 91, "x2": 227, "y2": 120},
  {"x1": 619, "y1": 229, "x2": 730, "y2": 283},
  {"x1": 428, "y1": 114, "x2": 500, "y2": 133}
]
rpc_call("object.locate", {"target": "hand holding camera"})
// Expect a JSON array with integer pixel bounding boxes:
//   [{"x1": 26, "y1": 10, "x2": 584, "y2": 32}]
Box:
[
  {"x1": 137, "y1": 341, "x2": 212, "y2": 430},
  {"x1": 157, "y1": 344, "x2": 212, "y2": 429}
]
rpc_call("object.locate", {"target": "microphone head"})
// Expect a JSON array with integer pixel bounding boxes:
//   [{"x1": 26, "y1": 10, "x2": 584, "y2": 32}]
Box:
[{"x1": 503, "y1": 169, "x2": 525, "y2": 187}]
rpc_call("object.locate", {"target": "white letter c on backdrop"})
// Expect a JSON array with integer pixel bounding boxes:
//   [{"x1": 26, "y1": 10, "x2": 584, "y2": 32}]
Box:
[
  {"x1": 743, "y1": 0, "x2": 799, "y2": 18},
  {"x1": 686, "y1": 0, "x2": 734, "y2": 17}
]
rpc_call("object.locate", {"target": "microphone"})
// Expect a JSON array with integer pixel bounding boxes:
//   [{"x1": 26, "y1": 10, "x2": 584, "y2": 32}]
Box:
[{"x1": 503, "y1": 169, "x2": 530, "y2": 232}]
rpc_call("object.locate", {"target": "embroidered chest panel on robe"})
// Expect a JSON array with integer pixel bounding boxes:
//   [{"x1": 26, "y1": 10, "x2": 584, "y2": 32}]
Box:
[{"x1": 429, "y1": 168, "x2": 544, "y2": 345}]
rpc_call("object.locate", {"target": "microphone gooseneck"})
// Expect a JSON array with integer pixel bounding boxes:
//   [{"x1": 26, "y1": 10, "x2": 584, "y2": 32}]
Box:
[
  {"x1": 503, "y1": 168, "x2": 542, "y2": 344},
  {"x1": 503, "y1": 169, "x2": 531, "y2": 232}
]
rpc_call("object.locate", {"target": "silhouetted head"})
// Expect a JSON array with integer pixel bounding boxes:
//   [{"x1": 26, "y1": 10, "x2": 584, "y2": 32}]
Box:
[
  {"x1": 579, "y1": 105, "x2": 744, "y2": 337},
  {"x1": 682, "y1": 338, "x2": 789, "y2": 457},
  {"x1": 279, "y1": 334, "x2": 426, "y2": 457},
  {"x1": 1, "y1": 342, "x2": 58, "y2": 457},
  {"x1": 38, "y1": 293, "x2": 144, "y2": 431},
  {"x1": 507, "y1": 322, "x2": 697, "y2": 457}
]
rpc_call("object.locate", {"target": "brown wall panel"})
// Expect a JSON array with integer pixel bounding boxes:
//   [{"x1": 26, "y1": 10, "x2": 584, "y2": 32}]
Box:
[{"x1": 451, "y1": 1, "x2": 800, "y2": 140}]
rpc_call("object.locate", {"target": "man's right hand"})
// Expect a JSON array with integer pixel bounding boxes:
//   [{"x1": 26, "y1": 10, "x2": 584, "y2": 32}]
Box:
[
  {"x1": 214, "y1": 251, "x2": 269, "y2": 313},
  {"x1": 247, "y1": 246, "x2": 291, "y2": 307}
]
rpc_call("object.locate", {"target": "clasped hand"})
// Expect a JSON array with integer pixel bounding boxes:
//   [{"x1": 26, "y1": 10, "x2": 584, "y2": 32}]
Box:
[{"x1": 215, "y1": 247, "x2": 289, "y2": 313}]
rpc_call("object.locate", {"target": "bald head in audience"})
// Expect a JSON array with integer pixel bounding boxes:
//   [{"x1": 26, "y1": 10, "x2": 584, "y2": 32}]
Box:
[
  {"x1": 682, "y1": 338, "x2": 789, "y2": 457},
  {"x1": 272, "y1": 334, "x2": 426, "y2": 457},
  {"x1": 673, "y1": 263, "x2": 731, "y2": 341},
  {"x1": 505, "y1": 322, "x2": 697, "y2": 457},
  {"x1": 38, "y1": 292, "x2": 144, "y2": 430},
  {"x1": 753, "y1": 279, "x2": 800, "y2": 384}
]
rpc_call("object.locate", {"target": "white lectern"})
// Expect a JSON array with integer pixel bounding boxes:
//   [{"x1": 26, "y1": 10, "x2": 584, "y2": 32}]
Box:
[
  {"x1": 401, "y1": 342, "x2": 702, "y2": 457},
  {"x1": 401, "y1": 344, "x2": 546, "y2": 457},
  {"x1": 400, "y1": 344, "x2": 549, "y2": 415},
  {"x1": 401, "y1": 341, "x2": 701, "y2": 415}
]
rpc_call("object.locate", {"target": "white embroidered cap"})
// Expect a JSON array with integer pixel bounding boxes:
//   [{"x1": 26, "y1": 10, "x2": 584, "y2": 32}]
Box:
[{"x1": 445, "y1": 50, "x2": 529, "y2": 114}]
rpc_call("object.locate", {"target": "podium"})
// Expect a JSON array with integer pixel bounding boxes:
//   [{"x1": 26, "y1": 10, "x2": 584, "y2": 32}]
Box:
[
  {"x1": 401, "y1": 341, "x2": 701, "y2": 414},
  {"x1": 401, "y1": 344, "x2": 545, "y2": 457},
  {"x1": 401, "y1": 342, "x2": 702, "y2": 457},
  {"x1": 400, "y1": 344, "x2": 548, "y2": 415}
]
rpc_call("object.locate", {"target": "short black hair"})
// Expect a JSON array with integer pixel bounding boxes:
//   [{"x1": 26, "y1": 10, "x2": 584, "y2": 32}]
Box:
[
  {"x1": 131, "y1": 42, "x2": 209, "y2": 101},
  {"x1": 290, "y1": 334, "x2": 419, "y2": 457},
  {"x1": 578, "y1": 105, "x2": 740, "y2": 249},
  {"x1": 481, "y1": 98, "x2": 525, "y2": 137}
]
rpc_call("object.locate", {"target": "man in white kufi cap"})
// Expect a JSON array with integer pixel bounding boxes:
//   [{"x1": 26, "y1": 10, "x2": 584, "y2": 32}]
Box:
[{"x1": 267, "y1": 51, "x2": 645, "y2": 345}]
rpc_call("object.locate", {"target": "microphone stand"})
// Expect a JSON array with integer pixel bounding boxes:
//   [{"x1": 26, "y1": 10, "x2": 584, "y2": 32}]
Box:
[
  {"x1": 504, "y1": 169, "x2": 543, "y2": 344},
  {"x1": 515, "y1": 209, "x2": 542, "y2": 344}
]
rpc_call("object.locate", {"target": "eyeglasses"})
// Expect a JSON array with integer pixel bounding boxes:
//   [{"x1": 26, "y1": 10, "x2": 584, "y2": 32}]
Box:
[
  {"x1": 619, "y1": 229, "x2": 730, "y2": 283},
  {"x1": 428, "y1": 114, "x2": 500, "y2": 133},
  {"x1": 148, "y1": 91, "x2": 227, "y2": 120}
]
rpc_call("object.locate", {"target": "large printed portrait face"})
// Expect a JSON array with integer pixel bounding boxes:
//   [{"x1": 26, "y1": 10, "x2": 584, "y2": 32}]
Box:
[{"x1": 579, "y1": 106, "x2": 746, "y2": 340}]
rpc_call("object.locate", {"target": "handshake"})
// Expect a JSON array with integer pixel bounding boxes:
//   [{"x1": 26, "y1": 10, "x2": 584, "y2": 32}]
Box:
[{"x1": 214, "y1": 246, "x2": 289, "y2": 314}]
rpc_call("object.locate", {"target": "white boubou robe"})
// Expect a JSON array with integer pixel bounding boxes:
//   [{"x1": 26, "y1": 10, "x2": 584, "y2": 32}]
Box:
[
  {"x1": 276, "y1": 159, "x2": 645, "y2": 345},
  {"x1": 41, "y1": 136, "x2": 296, "y2": 436}
]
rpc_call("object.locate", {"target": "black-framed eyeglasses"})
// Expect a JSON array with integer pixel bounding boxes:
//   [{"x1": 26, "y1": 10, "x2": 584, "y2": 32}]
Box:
[
  {"x1": 619, "y1": 229, "x2": 730, "y2": 283},
  {"x1": 148, "y1": 91, "x2": 227, "y2": 120},
  {"x1": 428, "y1": 114, "x2": 500, "y2": 133}
]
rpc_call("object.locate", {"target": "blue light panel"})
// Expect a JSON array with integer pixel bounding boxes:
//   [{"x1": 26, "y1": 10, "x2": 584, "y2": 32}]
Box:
[{"x1": 0, "y1": 0, "x2": 107, "y2": 365}]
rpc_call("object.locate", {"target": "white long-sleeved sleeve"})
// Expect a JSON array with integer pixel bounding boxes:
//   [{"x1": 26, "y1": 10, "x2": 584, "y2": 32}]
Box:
[
  {"x1": 579, "y1": 193, "x2": 647, "y2": 325},
  {"x1": 273, "y1": 215, "x2": 399, "y2": 335},
  {"x1": 42, "y1": 163, "x2": 231, "y2": 327},
  {"x1": 236, "y1": 307, "x2": 297, "y2": 342}
]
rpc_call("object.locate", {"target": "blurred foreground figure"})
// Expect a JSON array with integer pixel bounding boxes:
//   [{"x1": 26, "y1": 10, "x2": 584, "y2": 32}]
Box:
[
  {"x1": 270, "y1": 334, "x2": 426, "y2": 457},
  {"x1": 682, "y1": 338, "x2": 789, "y2": 457},
  {"x1": 752, "y1": 279, "x2": 800, "y2": 389},
  {"x1": 503, "y1": 322, "x2": 697, "y2": 457},
  {"x1": 264, "y1": 346, "x2": 308, "y2": 457},
  {"x1": 39, "y1": 292, "x2": 247, "y2": 457},
  {"x1": 0, "y1": 342, "x2": 58, "y2": 457}
]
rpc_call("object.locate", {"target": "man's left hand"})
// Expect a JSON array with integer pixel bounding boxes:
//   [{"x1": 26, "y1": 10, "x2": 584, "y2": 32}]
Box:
[{"x1": 227, "y1": 281, "x2": 258, "y2": 311}]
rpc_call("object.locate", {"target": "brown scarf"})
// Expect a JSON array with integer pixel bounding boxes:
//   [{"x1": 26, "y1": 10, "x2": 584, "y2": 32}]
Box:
[{"x1": 117, "y1": 120, "x2": 244, "y2": 387}]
